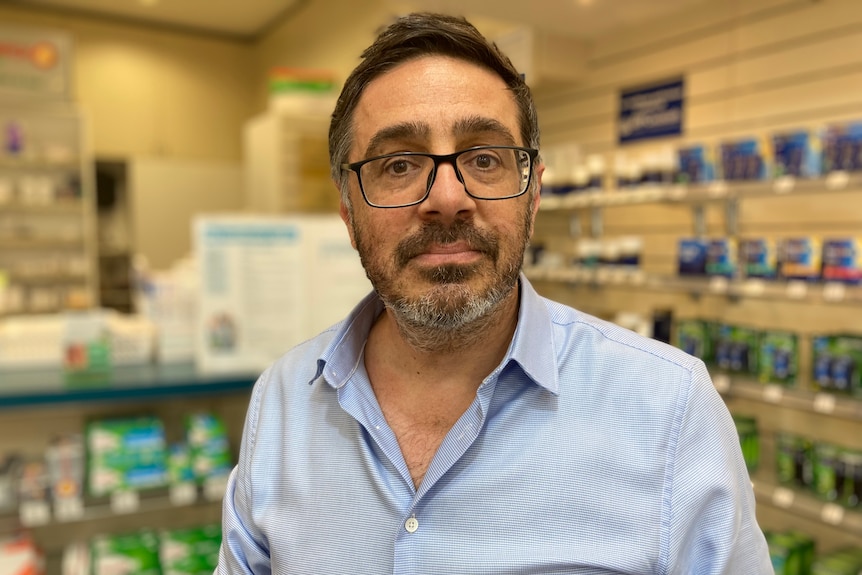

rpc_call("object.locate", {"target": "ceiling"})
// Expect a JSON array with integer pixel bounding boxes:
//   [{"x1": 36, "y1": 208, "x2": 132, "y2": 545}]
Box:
[{"x1": 8, "y1": 0, "x2": 713, "y2": 41}]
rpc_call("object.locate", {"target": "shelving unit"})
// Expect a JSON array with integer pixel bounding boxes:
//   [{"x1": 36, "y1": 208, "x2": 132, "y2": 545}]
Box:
[
  {"x1": 0, "y1": 105, "x2": 99, "y2": 316},
  {"x1": 531, "y1": 172, "x2": 862, "y2": 552}
]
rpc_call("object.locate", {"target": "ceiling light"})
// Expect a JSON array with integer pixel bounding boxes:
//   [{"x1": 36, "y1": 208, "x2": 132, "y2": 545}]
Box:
[{"x1": 577, "y1": 0, "x2": 595, "y2": 6}]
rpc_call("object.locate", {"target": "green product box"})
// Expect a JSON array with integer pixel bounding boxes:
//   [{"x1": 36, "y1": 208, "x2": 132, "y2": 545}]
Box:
[
  {"x1": 812, "y1": 334, "x2": 862, "y2": 396},
  {"x1": 765, "y1": 530, "x2": 815, "y2": 575},
  {"x1": 813, "y1": 442, "x2": 841, "y2": 502},
  {"x1": 674, "y1": 319, "x2": 713, "y2": 363},
  {"x1": 733, "y1": 415, "x2": 760, "y2": 473},
  {"x1": 91, "y1": 530, "x2": 161, "y2": 575},
  {"x1": 776, "y1": 433, "x2": 814, "y2": 489},
  {"x1": 168, "y1": 443, "x2": 195, "y2": 484},
  {"x1": 86, "y1": 416, "x2": 168, "y2": 497},
  {"x1": 186, "y1": 413, "x2": 232, "y2": 481},
  {"x1": 812, "y1": 546, "x2": 862, "y2": 575},
  {"x1": 758, "y1": 331, "x2": 799, "y2": 385},
  {"x1": 714, "y1": 324, "x2": 759, "y2": 377},
  {"x1": 160, "y1": 524, "x2": 222, "y2": 575}
]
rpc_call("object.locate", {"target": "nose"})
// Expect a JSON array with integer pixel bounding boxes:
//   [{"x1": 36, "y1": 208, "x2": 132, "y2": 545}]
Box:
[{"x1": 418, "y1": 159, "x2": 476, "y2": 218}]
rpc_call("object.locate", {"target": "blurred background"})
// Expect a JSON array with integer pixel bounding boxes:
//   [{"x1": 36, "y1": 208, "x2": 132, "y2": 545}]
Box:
[{"x1": 1, "y1": 0, "x2": 862, "y2": 572}]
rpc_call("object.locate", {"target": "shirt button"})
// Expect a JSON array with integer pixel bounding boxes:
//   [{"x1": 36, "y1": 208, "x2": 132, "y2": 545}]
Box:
[{"x1": 404, "y1": 517, "x2": 419, "y2": 533}]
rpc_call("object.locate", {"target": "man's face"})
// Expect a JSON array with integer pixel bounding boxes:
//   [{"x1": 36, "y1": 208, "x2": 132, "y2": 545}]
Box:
[{"x1": 340, "y1": 55, "x2": 543, "y2": 331}]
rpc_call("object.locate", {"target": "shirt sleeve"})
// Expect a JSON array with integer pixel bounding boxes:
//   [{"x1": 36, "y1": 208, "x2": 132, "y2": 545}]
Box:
[
  {"x1": 664, "y1": 360, "x2": 773, "y2": 575},
  {"x1": 216, "y1": 372, "x2": 273, "y2": 575}
]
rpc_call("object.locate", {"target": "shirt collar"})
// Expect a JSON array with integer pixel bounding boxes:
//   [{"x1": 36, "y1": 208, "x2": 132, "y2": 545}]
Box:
[{"x1": 312, "y1": 274, "x2": 559, "y2": 395}]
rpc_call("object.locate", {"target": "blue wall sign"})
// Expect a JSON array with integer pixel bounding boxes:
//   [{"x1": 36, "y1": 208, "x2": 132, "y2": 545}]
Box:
[{"x1": 618, "y1": 78, "x2": 684, "y2": 144}]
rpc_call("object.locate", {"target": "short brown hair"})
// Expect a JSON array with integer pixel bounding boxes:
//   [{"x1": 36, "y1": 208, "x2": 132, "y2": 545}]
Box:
[{"x1": 328, "y1": 12, "x2": 540, "y2": 189}]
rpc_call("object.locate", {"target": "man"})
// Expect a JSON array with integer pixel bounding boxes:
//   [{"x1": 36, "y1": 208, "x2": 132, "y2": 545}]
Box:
[{"x1": 218, "y1": 12, "x2": 772, "y2": 574}]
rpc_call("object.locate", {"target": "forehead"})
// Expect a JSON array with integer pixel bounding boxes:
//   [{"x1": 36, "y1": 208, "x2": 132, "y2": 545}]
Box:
[{"x1": 351, "y1": 55, "x2": 521, "y2": 155}]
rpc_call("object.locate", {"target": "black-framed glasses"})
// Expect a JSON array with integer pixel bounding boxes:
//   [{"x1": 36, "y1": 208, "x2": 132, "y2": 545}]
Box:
[{"x1": 341, "y1": 145, "x2": 539, "y2": 208}]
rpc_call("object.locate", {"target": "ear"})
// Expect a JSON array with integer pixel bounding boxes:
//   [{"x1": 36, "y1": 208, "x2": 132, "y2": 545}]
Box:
[{"x1": 528, "y1": 161, "x2": 545, "y2": 236}]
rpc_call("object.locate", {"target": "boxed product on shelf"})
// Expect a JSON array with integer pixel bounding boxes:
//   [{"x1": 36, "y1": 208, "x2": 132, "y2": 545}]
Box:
[
  {"x1": 821, "y1": 121, "x2": 862, "y2": 173},
  {"x1": 812, "y1": 334, "x2": 862, "y2": 395},
  {"x1": 739, "y1": 237, "x2": 779, "y2": 279},
  {"x1": 757, "y1": 330, "x2": 799, "y2": 385},
  {"x1": 186, "y1": 412, "x2": 232, "y2": 481},
  {"x1": 0, "y1": 455, "x2": 20, "y2": 514},
  {"x1": 705, "y1": 237, "x2": 738, "y2": 278},
  {"x1": 63, "y1": 310, "x2": 111, "y2": 382},
  {"x1": 674, "y1": 318, "x2": 713, "y2": 363},
  {"x1": 778, "y1": 236, "x2": 823, "y2": 281},
  {"x1": 0, "y1": 535, "x2": 44, "y2": 575},
  {"x1": 813, "y1": 444, "x2": 862, "y2": 508},
  {"x1": 821, "y1": 238, "x2": 862, "y2": 284},
  {"x1": 90, "y1": 530, "x2": 160, "y2": 575},
  {"x1": 713, "y1": 324, "x2": 759, "y2": 377},
  {"x1": 159, "y1": 524, "x2": 221, "y2": 575},
  {"x1": 0, "y1": 315, "x2": 64, "y2": 371},
  {"x1": 813, "y1": 546, "x2": 862, "y2": 575},
  {"x1": 719, "y1": 136, "x2": 771, "y2": 181},
  {"x1": 45, "y1": 434, "x2": 84, "y2": 502},
  {"x1": 776, "y1": 432, "x2": 814, "y2": 490},
  {"x1": 675, "y1": 144, "x2": 716, "y2": 184},
  {"x1": 772, "y1": 129, "x2": 823, "y2": 179},
  {"x1": 765, "y1": 530, "x2": 815, "y2": 575},
  {"x1": 732, "y1": 415, "x2": 760, "y2": 473},
  {"x1": 813, "y1": 442, "x2": 842, "y2": 503},
  {"x1": 677, "y1": 238, "x2": 709, "y2": 276},
  {"x1": 86, "y1": 416, "x2": 168, "y2": 497}
]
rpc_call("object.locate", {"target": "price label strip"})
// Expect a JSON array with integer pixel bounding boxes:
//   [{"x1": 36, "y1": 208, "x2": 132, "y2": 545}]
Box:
[
  {"x1": 170, "y1": 482, "x2": 198, "y2": 507},
  {"x1": 763, "y1": 384, "x2": 784, "y2": 404},
  {"x1": 204, "y1": 475, "x2": 229, "y2": 502},
  {"x1": 19, "y1": 500, "x2": 51, "y2": 527},
  {"x1": 713, "y1": 374, "x2": 731, "y2": 394},
  {"x1": 111, "y1": 490, "x2": 140, "y2": 514},
  {"x1": 771, "y1": 487, "x2": 795, "y2": 509},
  {"x1": 812, "y1": 393, "x2": 836, "y2": 414},
  {"x1": 54, "y1": 497, "x2": 85, "y2": 522},
  {"x1": 821, "y1": 503, "x2": 844, "y2": 526}
]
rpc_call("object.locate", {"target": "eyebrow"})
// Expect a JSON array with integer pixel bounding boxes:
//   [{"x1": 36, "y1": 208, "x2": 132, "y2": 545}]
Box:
[{"x1": 362, "y1": 116, "x2": 519, "y2": 159}]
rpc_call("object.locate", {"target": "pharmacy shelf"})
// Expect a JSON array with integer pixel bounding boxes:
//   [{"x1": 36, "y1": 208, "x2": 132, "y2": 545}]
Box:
[
  {"x1": 0, "y1": 363, "x2": 258, "y2": 410},
  {"x1": 753, "y1": 478, "x2": 862, "y2": 536},
  {"x1": 538, "y1": 171, "x2": 862, "y2": 211},
  {"x1": 713, "y1": 374, "x2": 862, "y2": 422},
  {"x1": 524, "y1": 267, "x2": 862, "y2": 306}
]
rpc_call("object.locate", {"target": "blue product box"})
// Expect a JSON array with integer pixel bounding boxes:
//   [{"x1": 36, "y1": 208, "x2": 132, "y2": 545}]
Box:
[
  {"x1": 739, "y1": 238, "x2": 778, "y2": 279},
  {"x1": 822, "y1": 238, "x2": 862, "y2": 284},
  {"x1": 714, "y1": 324, "x2": 759, "y2": 376},
  {"x1": 706, "y1": 238, "x2": 738, "y2": 278},
  {"x1": 772, "y1": 130, "x2": 822, "y2": 178},
  {"x1": 778, "y1": 237, "x2": 822, "y2": 281},
  {"x1": 720, "y1": 137, "x2": 771, "y2": 181},
  {"x1": 676, "y1": 145, "x2": 715, "y2": 184},
  {"x1": 822, "y1": 121, "x2": 862, "y2": 173},
  {"x1": 758, "y1": 331, "x2": 798, "y2": 385},
  {"x1": 678, "y1": 238, "x2": 709, "y2": 276},
  {"x1": 812, "y1": 334, "x2": 862, "y2": 395}
]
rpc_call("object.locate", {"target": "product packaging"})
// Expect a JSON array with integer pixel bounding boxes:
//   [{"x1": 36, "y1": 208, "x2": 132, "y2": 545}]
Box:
[
  {"x1": 677, "y1": 238, "x2": 709, "y2": 276},
  {"x1": 186, "y1": 413, "x2": 232, "y2": 482},
  {"x1": 812, "y1": 546, "x2": 862, "y2": 575},
  {"x1": 812, "y1": 334, "x2": 862, "y2": 395},
  {"x1": 777, "y1": 237, "x2": 822, "y2": 281},
  {"x1": 765, "y1": 530, "x2": 815, "y2": 575},
  {"x1": 772, "y1": 129, "x2": 822, "y2": 178},
  {"x1": 739, "y1": 237, "x2": 778, "y2": 279},
  {"x1": 713, "y1": 324, "x2": 759, "y2": 377},
  {"x1": 90, "y1": 531, "x2": 160, "y2": 575},
  {"x1": 705, "y1": 237, "x2": 738, "y2": 278},
  {"x1": 86, "y1": 416, "x2": 168, "y2": 497},
  {"x1": 733, "y1": 415, "x2": 760, "y2": 473},
  {"x1": 757, "y1": 330, "x2": 798, "y2": 385},
  {"x1": 719, "y1": 137, "x2": 771, "y2": 181},
  {"x1": 821, "y1": 238, "x2": 862, "y2": 284},
  {"x1": 775, "y1": 433, "x2": 814, "y2": 489},
  {"x1": 159, "y1": 524, "x2": 221, "y2": 575},
  {"x1": 674, "y1": 319, "x2": 713, "y2": 363},
  {"x1": 675, "y1": 144, "x2": 716, "y2": 184},
  {"x1": 821, "y1": 121, "x2": 862, "y2": 173}
]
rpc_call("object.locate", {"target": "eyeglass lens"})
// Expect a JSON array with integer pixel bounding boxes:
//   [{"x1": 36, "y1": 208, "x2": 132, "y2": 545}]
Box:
[{"x1": 359, "y1": 147, "x2": 531, "y2": 207}]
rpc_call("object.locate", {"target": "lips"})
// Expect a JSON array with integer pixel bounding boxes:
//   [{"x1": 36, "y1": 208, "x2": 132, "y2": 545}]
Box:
[{"x1": 395, "y1": 221, "x2": 497, "y2": 268}]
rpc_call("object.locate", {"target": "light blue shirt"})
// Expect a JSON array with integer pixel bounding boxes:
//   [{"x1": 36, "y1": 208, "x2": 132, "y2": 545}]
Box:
[{"x1": 217, "y1": 275, "x2": 772, "y2": 574}]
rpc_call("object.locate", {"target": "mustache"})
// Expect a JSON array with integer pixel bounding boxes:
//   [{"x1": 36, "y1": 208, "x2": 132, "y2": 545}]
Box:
[{"x1": 394, "y1": 220, "x2": 498, "y2": 268}]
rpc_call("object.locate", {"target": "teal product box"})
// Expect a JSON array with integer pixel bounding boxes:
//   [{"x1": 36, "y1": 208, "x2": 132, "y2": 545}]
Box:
[
  {"x1": 739, "y1": 237, "x2": 778, "y2": 279},
  {"x1": 733, "y1": 415, "x2": 760, "y2": 473},
  {"x1": 812, "y1": 334, "x2": 862, "y2": 395},
  {"x1": 772, "y1": 130, "x2": 822, "y2": 178},
  {"x1": 91, "y1": 530, "x2": 161, "y2": 575},
  {"x1": 675, "y1": 144, "x2": 716, "y2": 184},
  {"x1": 765, "y1": 530, "x2": 815, "y2": 575},
  {"x1": 675, "y1": 319, "x2": 713, "y2": 363},
  {"x1": 168, "y1": 443, "x2": 196, "y2": 484},
  {"x1": 86, "y1": 416, "x2": 168, "y2": 497},
  {"x1": 822, "y1": 237, "x2": 862, "y2": 284},
  {"x1": 705, "y1": 237, "x2": 738, "y2": 278},
  {"x1": 758, "y1": 330, "x2": 798, "y2": 385},
  {"x1": 813, "y1": 547, "x2": 862, "y2": 575},
  {"x1": 720, "y1": 137, "x2": 771, "y2": 181},
  {"x1": 714, "y1": 325, "x2": 759, "y2": 376},
  {"x1": 186, "y1": 412, "x2": 232, "y2": 481},
  {"x1": 822, "y1": 121, "x2": 862, "y2": 173},
  {"x1": 677, "y1": 238, "x2": 708, "y2": 276},
  {"x1": 778, "y1": 237, "x2": 822, "y2": 281}
]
